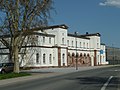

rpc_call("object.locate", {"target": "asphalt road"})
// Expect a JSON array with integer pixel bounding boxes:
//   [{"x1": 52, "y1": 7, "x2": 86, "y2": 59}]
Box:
[{"x1": 0, "y1": 66, "x2": 120, "y2": 90}]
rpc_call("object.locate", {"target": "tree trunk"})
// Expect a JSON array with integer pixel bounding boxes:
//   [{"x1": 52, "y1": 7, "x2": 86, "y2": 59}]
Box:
[
  {"x1": 14, "y1": 45, "x2": 19, "y2": 73},
  {"x1": 13, "y1": 36, "x2": 20, "y2": 73}
]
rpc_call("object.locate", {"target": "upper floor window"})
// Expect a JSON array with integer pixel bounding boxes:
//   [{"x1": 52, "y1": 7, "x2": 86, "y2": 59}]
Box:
[
  {"x1": 43, "y1": 37, "x2": 45, "y2": 43},
  {"x1": 62, "y1": 38, "x2": 64, "y2": 44},
  {"x1": 72, "y1": 41, "x2": 73, "y2": 47},
  {"x1": 83, "y1": 42, "x2": 85, "y2": 48},
  {"x1": 97, "y1": 43, "x2": 99, "y2": 48},
  {"x1": 67, "y1": 40, "x2": 69, "y2": 46},
  {"x1": 87, "y1": 43, "x2": 89, "y2": 48},
  {"x1": 49, "y1": 38, "x2": 51, "y2": 44},
  {"x1": 76, "y1": 41, "x2": 77, "y2": 48},
  {"x1": 80, "y1": 42, "x2": 81, "y2": 47}
]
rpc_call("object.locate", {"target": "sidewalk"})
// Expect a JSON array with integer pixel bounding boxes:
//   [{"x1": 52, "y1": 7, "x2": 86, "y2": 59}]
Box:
[{"x1": 0, "y1": 65, "x2": 112, "y2": 86}]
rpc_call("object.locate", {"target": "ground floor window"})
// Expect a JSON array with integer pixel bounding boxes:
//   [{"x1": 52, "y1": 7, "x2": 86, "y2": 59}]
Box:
[
  {"x1": 36, "y1": 53, "x2": 39, "y2": 64},
  {"x1": 62, "y1": 54, "x2": 65, "y2": 65},
  {"x1": 49, "y1": 54, "x2": 52, "y2": 64},
  {"x1": 43, "y1": 53, "x2": 46, "y2": 64}
]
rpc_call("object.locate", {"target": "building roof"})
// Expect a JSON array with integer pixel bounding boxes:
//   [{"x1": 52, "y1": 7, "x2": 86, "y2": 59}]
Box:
[
  {"x1": 0, "y1": 24, "x2": 69, "y2": 39},
  {"x1": 68, "y1": 33, "x2": 90, "y2": 40},
  {"x1": 45, "y1": 24, "x2": 68, "y2": 29},
  {"x1": 101, "y1": 43, "x2": 106, "y2": 45},
  {"x1": 80, "y1": 33, "x2": 101, "y2": 37},
  {"x1": 0, "y1": 32, "x2": 55, "y2": 38},
  {"x1": 68, "y1": 32, "x2": 101, "y2": 40},
  {"x1": 30, "y1": 24, "x2": 68, "y2": 31}
]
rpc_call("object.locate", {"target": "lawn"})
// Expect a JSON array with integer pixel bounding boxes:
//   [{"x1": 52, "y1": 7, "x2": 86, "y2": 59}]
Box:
[{"x1": 0, "y1": 72, "x2": 31, "y2": 80}]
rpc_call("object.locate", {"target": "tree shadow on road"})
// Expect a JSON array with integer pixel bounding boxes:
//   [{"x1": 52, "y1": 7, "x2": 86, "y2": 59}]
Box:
[{"x1": 66, "y1": 76, "x2": 119, "y2": 89}]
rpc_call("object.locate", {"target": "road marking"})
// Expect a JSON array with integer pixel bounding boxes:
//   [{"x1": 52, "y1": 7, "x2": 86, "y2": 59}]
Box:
[{"x1": 101, "y1": 76, "x2": 113, "y2": 90}]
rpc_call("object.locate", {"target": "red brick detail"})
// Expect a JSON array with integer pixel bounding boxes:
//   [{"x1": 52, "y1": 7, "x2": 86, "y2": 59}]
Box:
[
  {"x1": 94, "y1": 50, "x2": 97, "y2": 66},
  {"x1": 58, "y1": 47, "x2": 61, "y2": 67},
  {"x1": 67, "y1": 49, "x2": 69, "y2": 66}
]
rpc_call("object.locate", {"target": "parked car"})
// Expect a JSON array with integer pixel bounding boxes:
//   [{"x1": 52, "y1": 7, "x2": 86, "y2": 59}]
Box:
[{"x1": 0, "y1": 63, "x2": 14, "y2": 74}]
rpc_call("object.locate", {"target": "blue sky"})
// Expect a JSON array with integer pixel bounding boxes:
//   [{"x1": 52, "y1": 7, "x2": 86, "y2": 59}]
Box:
[{"x1": 50, "y1": 0, "x2": 120, "y2": 47}]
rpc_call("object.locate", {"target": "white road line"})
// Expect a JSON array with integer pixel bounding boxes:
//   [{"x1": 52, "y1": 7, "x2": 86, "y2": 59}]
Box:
[{"x1": 101, "y1": 76, "x2": 113, "y2": 90}]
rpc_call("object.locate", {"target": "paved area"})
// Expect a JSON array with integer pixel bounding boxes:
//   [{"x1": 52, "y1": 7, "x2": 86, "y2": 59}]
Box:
[
  {"x1": 22, "y1": 66, "x2": 109, "y2": 74},
  {"x1": 0, "y1": 65, "x2": 113, "y2": 86}
]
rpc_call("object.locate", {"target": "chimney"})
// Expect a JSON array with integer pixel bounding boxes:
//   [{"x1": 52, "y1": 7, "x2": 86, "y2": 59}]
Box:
[{"x1": 86, "y1": 32, "x2": 88, "y2": 34}]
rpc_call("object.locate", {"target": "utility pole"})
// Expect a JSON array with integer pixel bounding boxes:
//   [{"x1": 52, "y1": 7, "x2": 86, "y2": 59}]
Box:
[{"x1": 112, "y1": 44, "x2": 115, "y2": 65}]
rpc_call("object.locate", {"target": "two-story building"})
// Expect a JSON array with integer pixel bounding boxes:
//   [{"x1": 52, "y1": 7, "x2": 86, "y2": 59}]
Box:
[{"x1": 0, "y1": 24, "x2": 107, "y2": 68}]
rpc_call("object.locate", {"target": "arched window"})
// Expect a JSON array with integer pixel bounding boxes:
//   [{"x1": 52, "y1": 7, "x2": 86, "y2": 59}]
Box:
[
  {"x1": 68, "y1": 52, "x2": 70, "y2": 56},
  {"x1": 76, "y1": 53, "x2": 79, "y2": 57},
  {"x1": 43, "y1": 37, "x2": 45, "y2": 43},
  {"x1": 76, "y1": 41, "x2": 77, "y2": 48},
  {"x1": 49, "y1": 38, "x2": 51, "y2": 44},
  {"x1": 49, "y1": 54, "x2": 52, "y2": 64},
  {"x1": 80, "y1": 53, "x2": 82, "y2": 57},
  {"x1": 72, "y1": 53, "x2": 75, "y2": 56},
  {"x1": 83, "y1": 42, "x2": 85, "y2": 48},
  {"x1": 67, "y1": 40, "x2": 69, "y2": 46},
  {"x1": 87, "y1": 43, "x2": 89, "y2": 48},
  {"x1": 97, "y1": 43, "x2": 99, "y2": 48},
  {"x1": 72, "y1": 41, "x2": 73, "y2": 47},
  {"x1": 43, "y1": 54, "x2": 46, "y2": 64},
  {"x1": 62, "y1": 38, "x2": 64, "y2": 44},
  {"x1": 87, "y1": 54, "x2": 90, "y2": 57},
  {"x1": 62, "y1": 54, "x2": 65, "y2": 63},
  {"x1": 36, "y1": 53, "x2": 39, "y2": 63},
  {"x1": 80, "y1": 42, "x2": 81, "y2": 47},
  {"x1": 84, "y1": 53, "x2": 86, "y2": 57}
]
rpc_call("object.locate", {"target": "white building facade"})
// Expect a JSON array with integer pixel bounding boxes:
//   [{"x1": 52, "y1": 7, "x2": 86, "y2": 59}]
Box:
[{"x1": 0, "y1": 24, "x2": 107, "y2": 68}]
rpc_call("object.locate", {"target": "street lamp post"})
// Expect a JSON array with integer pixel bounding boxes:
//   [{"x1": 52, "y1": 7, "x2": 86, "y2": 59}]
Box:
[
  {"x1": 75, "y1": 32, "x2": 78, "y2": 70},
  {"x1": 112, "y1": 44, "x2": 115, "y2": 65}
]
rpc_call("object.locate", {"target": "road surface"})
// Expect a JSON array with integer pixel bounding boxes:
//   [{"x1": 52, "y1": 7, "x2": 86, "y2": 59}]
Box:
[{"x1": 0, "y1": 66, "x2": 120, "y2": 90}]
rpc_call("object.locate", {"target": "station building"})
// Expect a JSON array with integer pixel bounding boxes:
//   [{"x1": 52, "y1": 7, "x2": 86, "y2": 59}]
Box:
[{"x1": 0, "y1": 24, "x2": 108, "y2": 68}]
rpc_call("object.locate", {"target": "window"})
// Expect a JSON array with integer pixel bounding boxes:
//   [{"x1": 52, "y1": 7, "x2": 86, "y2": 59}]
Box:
[
  {"x1": 62, "y1": 38, "x2": 64, "y2": 44},
  {"x1": 83, "y1": 42, "x2": 85, "y2": 48},
  {"x1": 62, "y1": 54, "x2": 65, "y2": 63},
  {"x1": 87, "y1": 43, "x2": 89, "y2": 48},
  {"x1": 36, "y1": 53, "x2": 39, "y2": 64},
  {"x1": 49, "y1": 38, "x2": 51, "y2": 44},
  {"x1": 97, "y1": 43, "x2": 99, "y2": 48},
  {"x1": 43, "y1": 37, "x2": 45, "y2": 43},
  {"x1": 43, "y1": 54, "x2": 46, "y2": 64},
  {"x1": 67, "y1": 40, "x2": 69, "y2": 46},
  {"x1": 49, "y1": 54, "x2": 52, "y2": 64},
  {"x1": 80, "y1": 42, "x2": 81, "y2": 47},
  {"x1": 76, "y1": 41, "x2": 77, "y2": 48},
  {"x1": 72, "y1": 41, "x2": 73, "y2": 47}
]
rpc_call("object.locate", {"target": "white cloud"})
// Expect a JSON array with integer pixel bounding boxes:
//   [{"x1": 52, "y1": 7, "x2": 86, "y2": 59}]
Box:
[{"x1": 99, "y1": 0, "x2": 120, "y2": 8}]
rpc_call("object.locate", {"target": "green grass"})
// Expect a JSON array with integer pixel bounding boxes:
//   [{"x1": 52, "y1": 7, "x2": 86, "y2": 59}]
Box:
[{"x1": 0, "y1": 72, "x2": 31, "y2": 80}]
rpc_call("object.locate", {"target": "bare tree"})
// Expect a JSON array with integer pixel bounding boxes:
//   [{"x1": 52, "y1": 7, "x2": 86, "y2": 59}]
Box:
[{"x1": 0, "y1": 0, "x2": 54, "y2": 73}]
